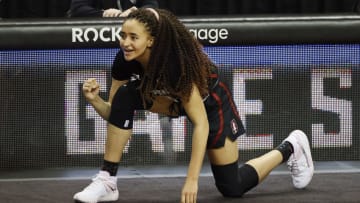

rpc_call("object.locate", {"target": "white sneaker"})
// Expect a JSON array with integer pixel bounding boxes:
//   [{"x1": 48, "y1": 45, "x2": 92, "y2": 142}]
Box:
[
  {"x1": 284, "y1": 130, "x2": 314, "y2": 189},
  {"x1": 73, "y1": 171, "x2": 119, "y2": 203}
]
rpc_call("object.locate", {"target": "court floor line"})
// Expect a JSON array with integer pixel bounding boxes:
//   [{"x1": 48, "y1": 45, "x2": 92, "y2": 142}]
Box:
[
  {"x1": 1, "y1": 161, "x2": 359, "y2": 182},
  {"x1": 0, "y1": 168, "x2": 359, "y2": 182}
]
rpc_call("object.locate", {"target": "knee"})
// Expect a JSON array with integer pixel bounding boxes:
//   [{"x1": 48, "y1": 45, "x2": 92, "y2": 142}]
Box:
[
  {"x1": 211, "y1": 162, "x2": 259, "y2": 198},
  {"x1": 108, "y1": 85, "x2": 136, "y2": 129},
  {"x1": 215, "y1": 182, "x2": 245, "y2": 197},
  {"x1": 211, "y1": 162, "x2": 245, "y2": 197},
  {"x1": 111, "y1": 84, "x2": 132, "y2": 107}
]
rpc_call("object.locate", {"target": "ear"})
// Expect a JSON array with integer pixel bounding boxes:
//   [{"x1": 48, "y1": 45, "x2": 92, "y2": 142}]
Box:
[{"x1": 147, "y1": 38, "x2": 154, "y2": 48}]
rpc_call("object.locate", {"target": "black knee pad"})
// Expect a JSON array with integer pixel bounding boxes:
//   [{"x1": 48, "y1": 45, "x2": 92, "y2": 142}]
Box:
[
  {"x1": 211, "y1": 162, "x2": 259, "y2": 197},
  {"x1": 108, "y1": 80, "x2": 145, "y2": 129}
]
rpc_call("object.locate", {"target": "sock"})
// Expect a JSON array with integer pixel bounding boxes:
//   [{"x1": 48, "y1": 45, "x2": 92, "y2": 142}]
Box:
[
  {"x1": 276, "y1": 141, "x2": 294, "y2": 163},
  {"x1": 101, "y1": 160, "x2": 119, "y2": 176}
]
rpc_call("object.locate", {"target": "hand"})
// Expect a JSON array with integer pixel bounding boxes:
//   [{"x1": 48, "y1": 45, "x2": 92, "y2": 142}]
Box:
[
  {"x1": 103, "y1": 8, "x2": 122, "y2": 17},
  {"x1": 118, "y1": 6, "x2": 138, "y2": 17},
  {"x1": 82, "y1": 78, "x2": 100, "y2": 101},
  {"x1": 180, "y1": 179, "x2": 198, "y2": 203}
]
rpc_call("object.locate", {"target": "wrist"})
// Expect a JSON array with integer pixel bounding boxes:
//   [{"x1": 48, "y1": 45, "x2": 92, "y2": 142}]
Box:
[
  {"x1": 86, "y1": 94, "x2": 101, "y2": 104},
  {"x1": 186, "y1": 176, "x2": 199, "y2": 182}
]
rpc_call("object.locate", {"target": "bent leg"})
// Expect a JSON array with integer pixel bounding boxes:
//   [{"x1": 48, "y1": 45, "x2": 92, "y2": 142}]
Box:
[
  {"x1": 208, "y1": 137, "x2": 259, "y2": 197},
  {"x1": 208, "y1": 136, "x2": 291, "y2": 197},
  {"x1": 102, "y1": 80, "x2": 144, "y2": 175},
  {"x1": 74, "y1": 79, "x2": 146, "y2": 202}
]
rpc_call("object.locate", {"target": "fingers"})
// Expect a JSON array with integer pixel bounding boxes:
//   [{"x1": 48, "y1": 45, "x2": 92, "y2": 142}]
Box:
[
  {"x1": 119, "y1": 6, "x2": 138, "y2": 17},
  {"x1": 103, "y1": 7, "x2": 137, "y2": 18},
  {"x1": 180, "y1": 180, "x2": 198, "y2": 203},
  {"x1": 180, "y1": 193, "x2": 197, "y2": 203},
  {"x1": 103, "y1": 8, "x2": 122, "y2": 17},
  {"x1": 83, "y1": 78, "x2": 99, "y2": 92},
  {"x1": 129, "y1": 6, "x2": 138, "y2": 11}
]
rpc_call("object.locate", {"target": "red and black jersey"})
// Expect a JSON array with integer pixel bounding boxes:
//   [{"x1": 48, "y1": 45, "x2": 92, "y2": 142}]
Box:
[{"x1": 110, "y1": 49, "x2": 246, "y2": 148}]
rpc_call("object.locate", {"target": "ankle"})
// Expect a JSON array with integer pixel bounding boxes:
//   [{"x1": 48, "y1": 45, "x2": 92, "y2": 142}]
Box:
[
  {"x1": 276, "y1": 141, "x2": 293, "y2": 162},
  {"x1": 101, "y1": 160, "x2": 119, "y2": 176}
]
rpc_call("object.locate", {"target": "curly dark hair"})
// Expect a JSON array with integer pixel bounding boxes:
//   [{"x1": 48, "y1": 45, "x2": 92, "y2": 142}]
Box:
[{"x1": 126, "y1": 8, "x2": 213, "y2": 111}]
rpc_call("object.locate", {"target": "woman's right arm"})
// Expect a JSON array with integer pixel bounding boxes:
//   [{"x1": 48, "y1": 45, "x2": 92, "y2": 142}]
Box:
[{"x1": 83, "y1": 78, "x2": 127, "y2": 120}]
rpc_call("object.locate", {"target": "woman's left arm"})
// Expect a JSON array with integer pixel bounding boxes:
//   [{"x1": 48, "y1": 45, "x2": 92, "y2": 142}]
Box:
[{"x1": 180, "y1": 85, "x2": 209, "y2": 203}]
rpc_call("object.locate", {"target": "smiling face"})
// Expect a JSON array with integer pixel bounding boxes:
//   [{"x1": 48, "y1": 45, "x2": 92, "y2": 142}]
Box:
[{"x1": 119, "y1": 19, "x2": 154, "y2": 67}]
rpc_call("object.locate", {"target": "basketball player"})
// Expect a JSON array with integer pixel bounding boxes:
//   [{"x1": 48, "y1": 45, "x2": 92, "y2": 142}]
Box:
[{"x1": 74, "y1": 8, "x2": 314, "y2": 203}]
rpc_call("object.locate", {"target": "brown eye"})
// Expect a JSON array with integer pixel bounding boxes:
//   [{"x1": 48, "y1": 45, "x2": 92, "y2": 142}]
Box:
[{"x1": 119, "y1": 32, "x2": 125, "y2": 39}]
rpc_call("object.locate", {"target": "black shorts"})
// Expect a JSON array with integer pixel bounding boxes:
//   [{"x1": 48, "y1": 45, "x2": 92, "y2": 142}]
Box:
[
  {"x1": 109, "y1": 78, "x2": 245, "y2": 149},
  {"x1": 204, "y1": 81, "x2": 245, "y2": 149}
]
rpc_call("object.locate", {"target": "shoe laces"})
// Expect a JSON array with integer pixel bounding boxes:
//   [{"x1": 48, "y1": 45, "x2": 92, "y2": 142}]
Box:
[{"x1": 287, "y1": 159, "x2": 300, "y2": 175}]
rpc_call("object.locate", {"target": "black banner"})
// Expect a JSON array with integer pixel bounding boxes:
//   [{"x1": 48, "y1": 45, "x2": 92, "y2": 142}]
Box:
[{"x1": 1, "y1": 15, "x2": 360, "y2": 50}]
